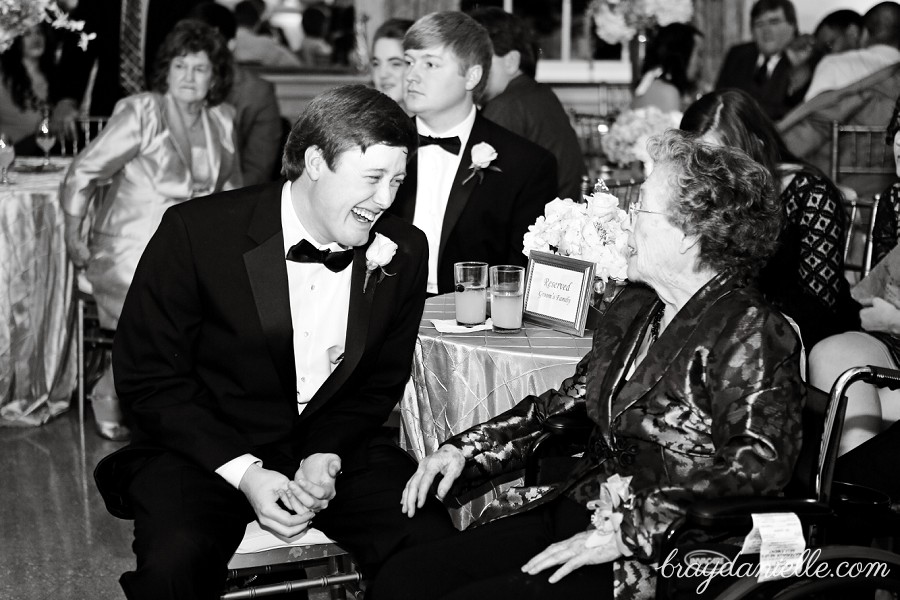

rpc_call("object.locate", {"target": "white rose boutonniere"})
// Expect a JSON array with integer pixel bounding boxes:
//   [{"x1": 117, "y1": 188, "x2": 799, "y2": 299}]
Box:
[
  {"x1": 461, "y1": 142, "x2": 502, "y2": 185},
  {"x1": 364, "y1": 233, "x2": 398, "y2": 293}
]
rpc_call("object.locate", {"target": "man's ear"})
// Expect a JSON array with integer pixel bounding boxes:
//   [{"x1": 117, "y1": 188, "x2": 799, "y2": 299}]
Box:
[
  {"x1": 502, "y1": 50, "x2": 521, "y2": 75},
  {"x1": 304, "y1": 146, "x2": 325, "y2": 180},
  {"x1": 464, "y1": 64, "x2": 483, "y2": 92}
]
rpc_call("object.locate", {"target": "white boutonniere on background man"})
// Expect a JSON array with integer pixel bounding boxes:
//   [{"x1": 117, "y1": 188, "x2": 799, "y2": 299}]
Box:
[
  {"x1": 461, "y1": 142, "x2": 502, "y2": 185},
  {"x1": 364, "y1": 233, "x2": 398, "y2": 293}
]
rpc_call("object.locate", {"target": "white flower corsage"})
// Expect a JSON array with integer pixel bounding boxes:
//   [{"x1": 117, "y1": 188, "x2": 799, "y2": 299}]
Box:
[
  {"x1": 363, "y1": 233, "x2": 397, "y2": 293},
  {"x1": 461, "y1": 142, "x2": 502, "y2": 185},
  {"x1": 585, "y1": 474, "x2": 634, "y2": 555}
]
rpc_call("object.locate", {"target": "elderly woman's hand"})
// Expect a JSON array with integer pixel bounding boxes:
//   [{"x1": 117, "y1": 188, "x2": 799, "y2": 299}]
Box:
[
  {"x1": 521, "y1": 530, "x2": 623, "y2": 583},
  {"x1": 400, "y1": 444, "x2": 465, "y2": 517},
  {"x1": 63, "y1": 214, "x2": 91, "y2": 268},
  {"x1": 860, "y1": 297, "x2": 900, "y2": 335}
]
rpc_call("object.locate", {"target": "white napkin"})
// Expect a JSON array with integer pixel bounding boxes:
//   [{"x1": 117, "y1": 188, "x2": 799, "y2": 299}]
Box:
[{"x1": 431, "y1": 318, "x2": 493, "y2": 333}]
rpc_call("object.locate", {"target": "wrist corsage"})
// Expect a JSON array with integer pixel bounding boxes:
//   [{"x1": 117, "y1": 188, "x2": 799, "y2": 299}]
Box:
[{"x1": 585, "y1": 474, "x2": 634, "y2": 556}]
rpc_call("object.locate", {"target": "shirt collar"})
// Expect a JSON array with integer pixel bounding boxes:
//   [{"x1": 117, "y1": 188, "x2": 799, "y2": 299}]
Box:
[{"x1": 281, "y1": 181, "x2": 343, "y2": 254}]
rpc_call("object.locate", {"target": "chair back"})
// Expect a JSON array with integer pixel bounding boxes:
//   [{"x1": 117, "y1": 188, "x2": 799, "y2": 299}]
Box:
[
  {"x1": 842, "y1": 193, "x2": 881, "y2": 280},
  {"x1": 64, "y1": 117, "x2": 109, "y2": 156},
  {"x1": 830, "y1": 122, "x2": 894, "y2": 198},
  {"x1": 569, "y1": 110, "x2": 610, "y2": 182}
]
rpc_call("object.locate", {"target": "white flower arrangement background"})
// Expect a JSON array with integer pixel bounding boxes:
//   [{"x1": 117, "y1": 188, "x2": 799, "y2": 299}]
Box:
[
  {"x1": 601, "y1": 106, "x2": 681, "y2": 171},
  {"x1": 0, "y1": 0, "x2": 92, "y2": 52},
  {"x1": 522, "y1": 186, "x2": 629, "y2": 284},
  {"x1": 589, "y1": 0, "x2": 694, "y2": 46}
]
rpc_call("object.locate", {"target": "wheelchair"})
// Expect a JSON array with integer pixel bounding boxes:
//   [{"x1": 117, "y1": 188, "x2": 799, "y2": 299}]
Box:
[{"x1": 528, "y1": 365, "x2": 900, "y2": 599}]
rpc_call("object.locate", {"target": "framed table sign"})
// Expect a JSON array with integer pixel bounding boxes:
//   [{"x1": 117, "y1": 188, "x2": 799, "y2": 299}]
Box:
[{"x1": 523, "y1": 251, "x2": 596, "y2": 336}]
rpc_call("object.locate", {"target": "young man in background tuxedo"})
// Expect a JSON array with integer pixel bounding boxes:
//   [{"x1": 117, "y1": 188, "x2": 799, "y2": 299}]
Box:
[
  {"x1": 94, "y1": 84, "x2": 456, "y2": 600},
  {"x1": 390, "y1": 11, "x2": 557, "y2": 295}
]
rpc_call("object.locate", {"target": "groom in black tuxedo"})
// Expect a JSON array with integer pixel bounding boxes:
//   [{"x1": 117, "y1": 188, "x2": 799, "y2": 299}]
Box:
[
  {"x1": 390, "y1": 11, "x2": 557, "y2": 295},
  {"x1": 94, "y1": 84, "x2": 456, "y2": 600}
]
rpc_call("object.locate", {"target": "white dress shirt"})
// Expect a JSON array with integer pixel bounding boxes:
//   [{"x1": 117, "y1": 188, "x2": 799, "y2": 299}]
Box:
[
  {"x1": 804, "y1": 44, "x2": 900, "y2": 101},
  {"x1": 413, "y1": 106, "x2": 477, "y2": 294},
  {"x1": 216, "y1": 181, "x2": 352, "y2": 488}
]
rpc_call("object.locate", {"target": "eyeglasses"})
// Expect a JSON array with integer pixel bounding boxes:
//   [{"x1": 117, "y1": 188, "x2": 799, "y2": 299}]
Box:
[{"x1": 627, "y1": 199, "x2": 671, "y2": 226}]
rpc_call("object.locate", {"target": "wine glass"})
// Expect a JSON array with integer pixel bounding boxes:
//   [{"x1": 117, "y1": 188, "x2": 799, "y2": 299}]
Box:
[
  {"x1": 35, "y1": 114, "x2": 56, "y2": 169},
  {"x1": 0, "y1": 134, "x2": 15, "y2": 185}
]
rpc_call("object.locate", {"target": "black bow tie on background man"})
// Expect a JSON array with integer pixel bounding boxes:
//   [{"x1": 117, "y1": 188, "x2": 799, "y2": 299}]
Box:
[
  {"x1": 418, "y1": 134, "x2": 461, "y2": 155},
  {"x1": 286, "y1": 239, "x2": 354, "y2": 272}
]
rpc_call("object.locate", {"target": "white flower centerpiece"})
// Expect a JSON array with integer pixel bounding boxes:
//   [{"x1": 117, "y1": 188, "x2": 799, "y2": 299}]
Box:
[
  {"x1": 588, "y1": 0, "x2": 694, "y2": 46},
  {"x1": 0, "y1": 0, "x2": 92, "y2": 53},
  {"x1": 601, "y1": 106, "x2": 681, "y2": 174},
  {"x1": 523, "y1": 181, "x2": 630, "y2": 308}
]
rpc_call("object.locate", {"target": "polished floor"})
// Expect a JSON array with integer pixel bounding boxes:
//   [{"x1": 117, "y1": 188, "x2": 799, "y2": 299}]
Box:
[{"x1": 0, "y1": 408, "x2": 332, "y2": 600}]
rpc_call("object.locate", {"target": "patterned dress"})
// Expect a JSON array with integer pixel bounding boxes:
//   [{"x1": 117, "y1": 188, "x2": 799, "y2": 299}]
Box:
[
  {"x1": 759, "y1": 169, "x2": 859, "y2": 347},
  {"x1": 444, "y1": 273, "x2": 804, "y2": 599}
]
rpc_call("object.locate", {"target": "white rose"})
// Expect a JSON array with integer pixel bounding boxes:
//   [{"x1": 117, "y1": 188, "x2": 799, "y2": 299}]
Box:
[
  {"x1": 365, "y1": 233, "x2": 397, "y2": 269},
  {"x1": 470, "y1": 142, "x2": 498, "y2": 169},
  {"x1": 544, "y1": 197, "x2": 578, "y2": 221},
  {"x1": 585, "y1": 192, "x2": 620, "y2": 219}
]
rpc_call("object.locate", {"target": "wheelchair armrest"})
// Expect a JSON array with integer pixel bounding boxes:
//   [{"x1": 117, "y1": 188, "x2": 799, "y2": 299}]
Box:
[{"x1": 686, "y1": 497, "x2": 833, "y2": 529}]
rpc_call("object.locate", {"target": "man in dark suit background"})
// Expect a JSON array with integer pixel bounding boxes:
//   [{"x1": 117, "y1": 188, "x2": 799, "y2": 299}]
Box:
[
  {"x1": 469, "y1": 7, "x2": 586, "y2": 202},
  {"x1": 51, "y1": 0, "x2": 201, "y2": 130},
  {"x1": 390, "y1": 11, "x2": 557, "y2": 295},
  {"x1": 716, "y1": 0, "x2": 805, "y2": 121},
  {"x1": 94, "y1": 85, "x2": 456, "y2": 599},
  {"x1": 190, "y1": 2, "x2": 283, "y2": 185}
]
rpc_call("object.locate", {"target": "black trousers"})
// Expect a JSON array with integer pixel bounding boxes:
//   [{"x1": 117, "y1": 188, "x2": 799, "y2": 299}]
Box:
[
  {"x1": 119, "y1": 441, "x2": 456, "y2": 600},
  {"x1": 369, "y1": 496, "x2": 614, "y2": 600}
]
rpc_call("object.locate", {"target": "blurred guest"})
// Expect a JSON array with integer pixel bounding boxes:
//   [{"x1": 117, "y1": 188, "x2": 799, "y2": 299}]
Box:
[
  {"x1": 783, "y1": 10, "x2": 863, "y2": 102},
  {"x1": 470, "y1": 7, "x2": 586, "y2": 201},
  {"x1": 299, "y1": 4, "x2": 332, "y2": 67},
  {"x1": 373, "y1": 130, "x2": 803, "y2": 600},
  {"x1": 0, "y1": 25, "x2": 56, "y2": 150},
  {"x1": 779, "y1": 3, "x2": 900, "y2": 200},
  {"x1": 232, "y1": 0, "x2": 301, "y2": 68},
  {"x1": 391, "y1": 11, "x2": 557, "y2": 294},
  {"x1": 809, "y1": 99, "x2": 900, "y2": 499},
  {"x1": 371, "y1": 18, "x2": 413, "y2": 111},
  {"x1": 633, "y1": 23, "x2": 705, "y2": 112},
  {"x1": 716, "y1": 0, "x2": 804, "y2": 120},
  {"x1": 682, "y1": 88, "x2": 859, "y2": 347},
  {"x1": 52, "y1": 0, "x2": 201, "y2": 131},
  {"x1": 191, "y1": 2, "x2": 283, "y2": 184},
  {"x1": 804, "y1": 2, "x2": 900, "y2": 101},
  {"x1": 60, "y1": 20, "x2": 241, "y2": 441}
]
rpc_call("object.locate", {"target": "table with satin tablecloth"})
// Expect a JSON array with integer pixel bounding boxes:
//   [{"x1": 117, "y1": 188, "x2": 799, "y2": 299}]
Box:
[
  {"x1": 400, "y1": 293, "x2": 593, "y2": 528},
  {"x1": 0, "y1": 158, "x2": 76, "y2": 426}
]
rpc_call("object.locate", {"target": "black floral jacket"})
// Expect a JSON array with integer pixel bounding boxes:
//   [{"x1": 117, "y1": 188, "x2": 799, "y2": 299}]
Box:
[{"x1": 444, "y1": 271, "x2": 805, "y2": 599}]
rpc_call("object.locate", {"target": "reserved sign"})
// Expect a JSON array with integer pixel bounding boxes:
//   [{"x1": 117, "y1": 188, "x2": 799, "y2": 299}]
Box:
[{"x1": 523, "y1": 251, "x2": 595, "y2": 335}]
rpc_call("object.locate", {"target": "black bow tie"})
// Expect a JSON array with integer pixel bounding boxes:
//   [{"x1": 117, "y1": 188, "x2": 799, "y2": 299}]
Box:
[
  {"x1": 418, "y1": 134, "x2": 461, "y2": 155},
  {"x1": 286, "y1": 239, "x2": 354, "y2": 272}
]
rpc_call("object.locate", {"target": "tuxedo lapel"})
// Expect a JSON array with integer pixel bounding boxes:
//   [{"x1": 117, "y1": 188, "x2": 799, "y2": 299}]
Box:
[
  {"x1": 301, "y1": 242, "x2": 375, "y2": 419},
  {"x1": 243, "y1": 190, "x2": 295, "y2": 402},
  {"x1": 438, "y1": 117, "x2": 485, "y2": 266},
  {"x1": 393, "y1": 151, "x2": 418, "y2": 221}
]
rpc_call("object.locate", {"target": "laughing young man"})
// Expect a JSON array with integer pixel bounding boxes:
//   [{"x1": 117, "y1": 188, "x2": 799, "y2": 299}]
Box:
[
  {"x1": 390, "y1": 11, "x2": 557, "y2": 294},
  {"x1": 93, "y1": 84, "x2": 456, "y2": 600}
]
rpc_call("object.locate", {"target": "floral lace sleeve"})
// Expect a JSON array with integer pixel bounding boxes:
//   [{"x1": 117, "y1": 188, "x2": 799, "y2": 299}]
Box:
[
  {"x1": 782, "y1": 172, "x2": 847, "y2": 310},
  {"x1": 872, "y1": 183, "x2": 900, "y2": 267},
  {"x1": 443, "y1": 351, "x2": 590, "y2": 493}
]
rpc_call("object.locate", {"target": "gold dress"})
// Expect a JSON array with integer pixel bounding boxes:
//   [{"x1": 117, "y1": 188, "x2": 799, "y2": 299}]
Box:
[{"x1": 61, "y1": 92, "x2": 241, "y2": 328}]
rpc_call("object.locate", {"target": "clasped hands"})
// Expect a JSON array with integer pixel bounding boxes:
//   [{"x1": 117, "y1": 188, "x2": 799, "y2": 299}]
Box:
[
  {"x1": 240, "y1": 452, "x2": 341, "y2": 538},
  {"x1": 402, "y1": 444, "x2": 622, "y2": 583}
]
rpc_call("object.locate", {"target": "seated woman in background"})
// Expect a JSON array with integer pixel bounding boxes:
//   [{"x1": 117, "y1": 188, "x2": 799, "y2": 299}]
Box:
[
  {"x1": 371, "y1": 130, "x2": 804, "y2": 600},
  {"x1": 808, "y1": 99, "x2": 900, "y2": 500},
  {"x1": 631, "y1": 23, "x2": 704, "y2": 113},
  {"x1": 681, "y1": 88, "x2": 859, "y2": 348},
  {"x1": 60, "y1": 20, "x2": 242, "y2": 441},
  {"x1": 370, "y1": 18, "x2": 413, "y2": 114},
  {"x1": 0, "y1": 24, "x2": 57, "y2": 152}
]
